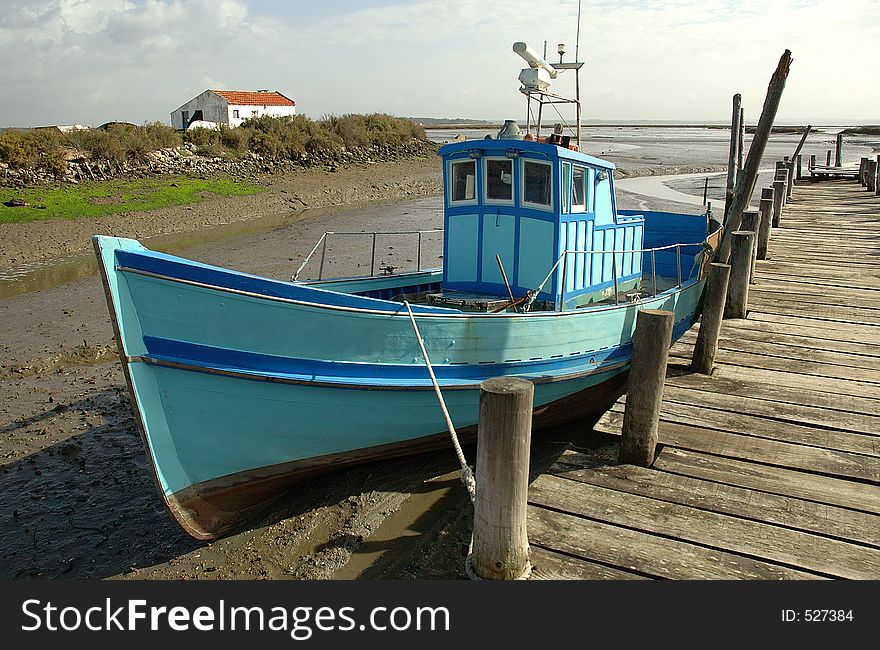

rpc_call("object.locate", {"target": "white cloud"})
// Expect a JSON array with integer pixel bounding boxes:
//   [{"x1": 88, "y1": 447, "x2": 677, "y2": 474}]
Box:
[{"x1": 0, "y1": 0, "x2": 877, "y2": 126}]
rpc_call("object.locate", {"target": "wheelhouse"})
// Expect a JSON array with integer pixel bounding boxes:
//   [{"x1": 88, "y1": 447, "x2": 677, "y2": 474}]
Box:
[{"x1": 438, "y1": 139, "x2": 645, "y2": 310}]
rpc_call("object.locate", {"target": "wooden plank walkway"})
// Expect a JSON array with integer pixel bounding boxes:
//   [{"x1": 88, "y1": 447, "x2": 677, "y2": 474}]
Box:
[{"x1": 527, "y1": 179, "x2": 880, "y2": 580}]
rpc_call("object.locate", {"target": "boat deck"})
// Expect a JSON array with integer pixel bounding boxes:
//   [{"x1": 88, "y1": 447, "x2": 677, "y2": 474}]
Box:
[{"x1": 526, "y1": 178, "x2": 880, "y2": 579}]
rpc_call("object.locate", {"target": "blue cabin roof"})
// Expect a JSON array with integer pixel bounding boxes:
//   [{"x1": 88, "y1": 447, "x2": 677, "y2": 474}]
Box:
[
  {"x1": 437, "y1": 138, "x2": 643, "y2": 309},
  {"x1": 437, "y1": 138, "x2": 617, "y2": 170}
]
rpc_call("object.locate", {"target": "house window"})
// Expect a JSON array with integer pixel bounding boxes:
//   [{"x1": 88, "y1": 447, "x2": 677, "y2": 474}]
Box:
[
  {"x1": 522, "y1": 160, "x2": 552, "y2": 209},
  {"x1": 484, "y1": 158, "x2": 513, "y2": 203},
  {"x1": 233, "y1": 109, "x2": 240, "y2": 119},
  {"x1": 572, "y1": 166, "x2": 588, "y2": 212},
  {"x1": 449, "y1": 160, "x2": 476, "y2": 203}
]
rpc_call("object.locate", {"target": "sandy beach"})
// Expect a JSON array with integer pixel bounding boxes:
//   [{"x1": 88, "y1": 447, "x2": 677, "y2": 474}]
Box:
[{"x1": 0, "y1": 150, "x2": 706, "y2": 580}]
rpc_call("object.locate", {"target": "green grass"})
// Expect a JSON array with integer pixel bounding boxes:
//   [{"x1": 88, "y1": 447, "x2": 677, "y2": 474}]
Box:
[{"x1": 0, "y1": 176, "x2": 263, "y2": 224}]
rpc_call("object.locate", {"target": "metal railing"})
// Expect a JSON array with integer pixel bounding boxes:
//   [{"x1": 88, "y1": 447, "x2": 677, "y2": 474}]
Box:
[
  {"x1": 293, "y1": 229, "x2": 443, "y2": 281},
  {"x1": 556, "y1": 241, "x2": 705, "y2": 306}
]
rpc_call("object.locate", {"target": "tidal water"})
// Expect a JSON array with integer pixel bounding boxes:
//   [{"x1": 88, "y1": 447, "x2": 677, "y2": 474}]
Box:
[{"x1": 428, "y1": 124, "x2": 879, "y2": 208}]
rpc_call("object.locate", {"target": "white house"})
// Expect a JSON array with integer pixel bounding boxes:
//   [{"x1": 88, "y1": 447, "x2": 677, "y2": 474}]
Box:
[{"x1": 170, "y1": 89, "x2": 296, "y2": 130}]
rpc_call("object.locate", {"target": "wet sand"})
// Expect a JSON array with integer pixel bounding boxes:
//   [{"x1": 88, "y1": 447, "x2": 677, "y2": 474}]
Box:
[{"x1": 0, "y1": 153, "x2": 704, "y2": 580}]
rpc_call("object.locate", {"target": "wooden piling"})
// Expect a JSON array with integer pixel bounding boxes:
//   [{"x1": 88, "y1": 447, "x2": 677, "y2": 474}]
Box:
[
  {"x1": 775, "y1": 165, "x2": 789, "y2": 207},
  {"x1": 876, "y1": 155, "x2": 880, "y2": 196},
  {"x1": 724, "y1": 231, "x2": 754, "y2": 319},
  {"x1": 757, "y1": 196, "x2": 773, "y2": 260},
  {"x1": 740, "y1": 209, "x2": 760, "y2": 283},
  {"x1": 790, "y1": 125, "x2": 811, "y2": 162},
  {"x1": 690, "y1": 263, "x2": 731, "y2": 375},
  {"x1": 737, "y1": 107, "x2": 745, "y2": 174},
  {"x1": 786, "y1": 161, "x2": 795, "y2": 199},
  {"x1": 715, "y1": 50, "x2": 792, "y2": 263},
  {"x1": 772, "y1": 179, "x2": 785, "y2": 227},
  {"x1": 470, "y1": 377, "x2": 534, "y2": 580},
  {"x1": 826, "y1": 150, "x2": 832, "y2": 166},
  {"x1": 835, "y1": 132, "x2": 843, "y2": 167},
  {"x1": 810, "y1": 154, "x2": 817, "y2": 172},
  {"x1": 796, "y1": 154, "x2": 802, "y2": 180},
  {"x1": 724, "y1": 94, "x2": 743, "y2": 222},
  {"x1": 859, "y1": 157, "x2": 869, "y2": 185},
  {"x1": 619, "y1": 309, "x2": 674, "y2": 466},
  {"x1": 867, "y1": 160, "x2": 877, "y2": 193}
]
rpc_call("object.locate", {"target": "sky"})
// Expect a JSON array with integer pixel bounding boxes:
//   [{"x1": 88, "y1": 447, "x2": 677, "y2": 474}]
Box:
[{"x1": 1, "y1": 0, "x2": 878, "y2": 127}]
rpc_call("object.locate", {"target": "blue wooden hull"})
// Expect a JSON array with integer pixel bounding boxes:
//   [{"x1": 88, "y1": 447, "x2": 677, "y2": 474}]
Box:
[{"x1": 93, "y1": 235, "x2": 707, "y2": 539}]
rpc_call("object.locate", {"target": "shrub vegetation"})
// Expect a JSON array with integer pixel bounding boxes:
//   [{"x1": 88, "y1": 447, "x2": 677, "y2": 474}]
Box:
[{"x1": 0, "y1": 114, "x2": 426, "y2": 174}]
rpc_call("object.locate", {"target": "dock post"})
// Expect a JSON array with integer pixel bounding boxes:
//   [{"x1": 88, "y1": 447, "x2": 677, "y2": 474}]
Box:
[
  {"x1": 690, "y1": 263, "x2": 731, "y2": 375},
  {"x1": 859, "y1": 157, "x2": 869, "y2": 185},
  {"x1": 826, "y1": 150, "x2": 832, "y2": 167},
  {"x1": 775, "y1": 164, "x2": 790, "y2": 206},
  {"x1": 796, "y1": 154, "x2": 802, "y2": 180},
  {"x1": 714, "y1": 50, "x2": 792, "y2": 264},
  {"x1": 876, "y1": 155, "x2": 880, "y2": 196},
  {"x1": 740, "y1": 209, "x2": 760, "y2": 283},
  {"x1": 772, "y1": 179, "x2": 785, "y2": 227},
  {"x1": 835, "y1": 132, "x2": 843, "y2": 167},
  {"x1": 757, "y1": 196, "x2": 773, "y2": 260},
  {"x1": 470, "y1": 377, "x2": 534, "y2": 580},
  {"x1": 810, "y1": 154, "x2": 817, "y2": 174},
  {"x1": 724, "y1": 231, "x2": 754, "y2": 319},
  {"x1": 786, "y1": 160, "x2": 795, "y2": 199},
  {"x1": 867, "y1": 160, "x2": 877, "y2": 193},
  {"x1": 724, "y1": 93, "x2": 743, "y2": 222},
  {"x1": 619, "y1": 309, "x2": 674, "y2": 466}
]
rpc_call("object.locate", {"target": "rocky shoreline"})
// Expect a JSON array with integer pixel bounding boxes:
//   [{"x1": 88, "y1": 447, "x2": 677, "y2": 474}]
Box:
[{"x1": 0, "y1": 144, "x2": 442, "y2": 270}]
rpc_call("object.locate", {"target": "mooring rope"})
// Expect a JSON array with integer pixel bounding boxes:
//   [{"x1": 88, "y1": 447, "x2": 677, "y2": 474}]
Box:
[{"x1": 403, "y1": 301, "x2": 476, "y2": 503}]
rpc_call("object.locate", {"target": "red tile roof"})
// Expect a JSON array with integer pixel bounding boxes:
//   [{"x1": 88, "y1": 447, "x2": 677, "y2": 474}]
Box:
[{"x1": 212, "y1": 90, "x2": 295, "y2": 107}]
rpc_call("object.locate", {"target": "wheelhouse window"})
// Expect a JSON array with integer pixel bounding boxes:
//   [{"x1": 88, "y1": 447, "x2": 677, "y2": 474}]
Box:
[
  {"x1": 562, "y1": 163, "x2": 571, "y2": 213},
  {"x1": 450, "y1": 160, "x2": 476, "y2": 203},
  {"x1": 522, "y1": 160, "x2": 552, "y2": 209},
  {"x1": 572, "y1": 166, "x2": 588, "y2": 212},
  {"x1": 484, "y1": 158, "x2": 513, "y2": 203}
]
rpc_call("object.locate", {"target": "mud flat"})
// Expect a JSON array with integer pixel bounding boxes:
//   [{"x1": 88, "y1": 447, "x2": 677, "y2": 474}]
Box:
[{"x1": 0, "y1": 153, "x2": 704, "y2": 580}]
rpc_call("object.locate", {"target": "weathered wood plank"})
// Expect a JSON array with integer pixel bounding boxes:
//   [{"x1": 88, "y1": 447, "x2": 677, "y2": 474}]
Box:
[
  {"x1": 604, "y1": 398, "x2": 880, "y2": 459},
  {"x1": 687, "y1": 319, "x2": 880, "y2": 354},
  {"x1": 675, "y1": 332, "x2": 880, "y2": 371},
  {"x1": 745, "y1": 311, "x2": 880, "y2": 338},
  {"x1": 529, "y1": 474, "x2": 880, "y2": 578},
  {"x1": 745, "y1": 301, "x2": 880, "y2": 326},
  {"x1": 753, "y1": 273, "x2": 880, "y2": 293},
  {"x1": 653, "y1": 447, "x2": 880, "y2": 515},
  {"x1": 681, "y1": 361, "x2": 880, "y2": 401},
  {"x1": 751, "y1": 280, "x2": 880, "y2": 303},
  {"x1": 551, "y1": 450, "x2": 880, "y2": 548},
  {"x1": 665, "y1": 364, "x2": 880, "y2": 417},
  {"x1": 748, "y1": 288, "x2": 880, "y2": 312},
  {"x1": 595, "y1": 413, "x2": 880, "y2": 483},
  {"x1": 670, "y1": 340, "x2": 880, "y2": 385},
  {"x1": 528, "y1": 546, "x2": 647, "y2": 580},
  {"x1": 659, "y1": 384, "x2": 880, "y2": 439},
  {"x1": 527, "y1": 504, "x2": 817, "y2": 580}
]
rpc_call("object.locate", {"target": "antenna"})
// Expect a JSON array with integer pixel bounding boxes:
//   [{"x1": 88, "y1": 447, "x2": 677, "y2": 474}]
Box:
[{"x1": 575, "y1": 0, "x2": 582, "y2": 62}]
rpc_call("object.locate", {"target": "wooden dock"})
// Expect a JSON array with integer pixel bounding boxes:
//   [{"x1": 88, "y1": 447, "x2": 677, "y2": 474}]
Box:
[
  {"x1": 810, "y1": 164, "x2": 860, "y2": 178},
  {"x1": 526, "y1": 178, "x2": 880, "y2": 580}
]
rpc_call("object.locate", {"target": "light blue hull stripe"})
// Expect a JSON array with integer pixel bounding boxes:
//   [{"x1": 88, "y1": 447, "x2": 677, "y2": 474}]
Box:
[{"x1": 131, "y1": 360, "x2": 626, "y2": 496}]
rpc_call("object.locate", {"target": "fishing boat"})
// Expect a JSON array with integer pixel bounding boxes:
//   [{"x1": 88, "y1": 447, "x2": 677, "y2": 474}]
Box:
[{"x1": 93, "y1": 42, "x2": 718, "y2": 539}]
